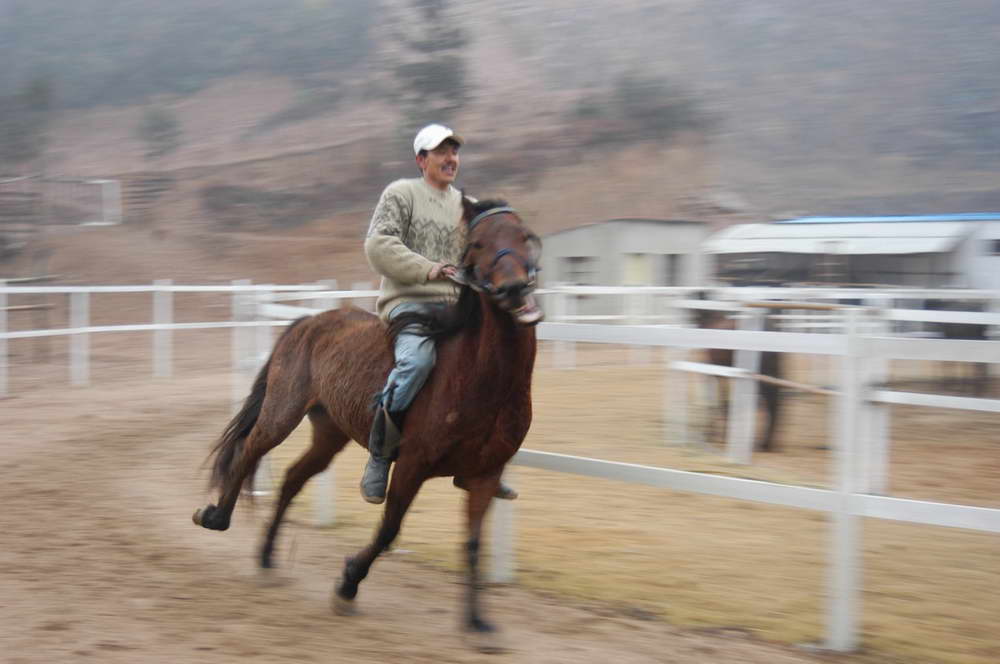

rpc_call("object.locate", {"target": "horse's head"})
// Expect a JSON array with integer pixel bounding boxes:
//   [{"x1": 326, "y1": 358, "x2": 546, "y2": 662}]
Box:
[{"x1": 456, "y1": 197, "x2": 544, "y2": 326}]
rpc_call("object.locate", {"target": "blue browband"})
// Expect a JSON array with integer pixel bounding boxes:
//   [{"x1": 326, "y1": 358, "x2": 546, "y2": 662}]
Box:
[{"x1": 467, "y1": 206, "x2": 517, "y2": 232}]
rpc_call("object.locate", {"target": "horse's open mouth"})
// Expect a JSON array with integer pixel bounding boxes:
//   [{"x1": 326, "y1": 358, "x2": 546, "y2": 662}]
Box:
[{"x1": 510, "y1": 294, "x2": 543, "y2": 326}]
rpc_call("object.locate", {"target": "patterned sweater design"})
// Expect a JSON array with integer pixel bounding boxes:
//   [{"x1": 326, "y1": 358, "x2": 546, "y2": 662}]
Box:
[{"x1": 364, "y1": 177, "x2": 466, "y2": 320}]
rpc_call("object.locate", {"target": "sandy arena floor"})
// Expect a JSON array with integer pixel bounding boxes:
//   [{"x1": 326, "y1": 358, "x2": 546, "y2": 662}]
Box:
[{"x1": 0, "y1": 336, "x2": 996, "y2": 664}]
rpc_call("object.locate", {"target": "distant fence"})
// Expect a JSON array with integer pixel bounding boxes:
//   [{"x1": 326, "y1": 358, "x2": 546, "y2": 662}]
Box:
[
  {"x1": 0, "y1": 175, "x2": 122, "y2": 227},
  {"x1": 2, "y1": 280, "x2": 999, "y2": 652},
  {"x1": 0, "y1": 280, "x2": 381, "y2": 399}
]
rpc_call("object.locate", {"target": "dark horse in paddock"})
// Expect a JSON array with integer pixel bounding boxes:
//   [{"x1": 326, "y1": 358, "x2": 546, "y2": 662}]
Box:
[
  {"x1": 691, "y1": 296, "x2": 783, "y2": 452},
  {"x1": 192, "y1": 197, "x2": 543, "y2": 651},
  {"x1": 925, "y1": 299, "x2": 990, "y2": 396}
]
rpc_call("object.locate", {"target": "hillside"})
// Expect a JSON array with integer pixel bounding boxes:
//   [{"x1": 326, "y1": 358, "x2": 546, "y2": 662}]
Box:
[{"x1": 3, "y1": 0, "x2": 1000, "y2": 285}]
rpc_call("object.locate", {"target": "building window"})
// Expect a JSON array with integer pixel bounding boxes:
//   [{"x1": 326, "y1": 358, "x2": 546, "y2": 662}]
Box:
[
  {"x1": 663, "y1": 254, "x2": 682, "y2": 286},
  {"x1": 623, "y1": 253, "x2": 652, "y2": 285},
  {"x1": 561, "y1": 256, "x2": 597, "y2": 285}
]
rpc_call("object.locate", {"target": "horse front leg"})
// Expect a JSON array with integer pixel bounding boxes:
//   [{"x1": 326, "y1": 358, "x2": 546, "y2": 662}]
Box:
[
  {"x1": 333, "y1": 462, "x2": 424, "y2": 615},
  {"x1": 260, "y1": 428, "x2": 347, "y2": 570},
  {"x1": 461, "y1": 473, "x2": 506, "y2": 653}
]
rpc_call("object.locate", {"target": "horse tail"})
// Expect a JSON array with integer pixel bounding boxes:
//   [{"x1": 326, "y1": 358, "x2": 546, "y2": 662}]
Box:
[{"x1": 208, "y1": 316, "x2": 310, "y2": 490}]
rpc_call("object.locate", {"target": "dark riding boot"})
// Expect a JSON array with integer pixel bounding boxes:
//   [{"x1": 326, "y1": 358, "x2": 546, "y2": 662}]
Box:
[{"x1": 361, "y1": 407, "x2": 402, "y2": 505}]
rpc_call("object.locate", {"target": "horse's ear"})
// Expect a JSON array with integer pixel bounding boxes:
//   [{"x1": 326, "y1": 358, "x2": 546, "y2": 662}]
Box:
[{"x1": 461, "y1": 192, "x2": 475, "y2": 224}]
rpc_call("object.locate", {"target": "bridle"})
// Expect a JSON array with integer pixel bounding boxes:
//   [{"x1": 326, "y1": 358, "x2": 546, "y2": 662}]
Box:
[{"x1": 459, "y1": 207, "x2": 541, "y2": 295}]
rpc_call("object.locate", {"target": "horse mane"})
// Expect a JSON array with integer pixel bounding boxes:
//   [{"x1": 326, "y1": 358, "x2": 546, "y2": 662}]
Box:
[
  {"x1": 384, "y1": 196, "x2": 514, "y2": 346},
  {"x1": 386, "y1": 286, "x2": 481, "y2": 345},
  {"x1": 467, "y1": 197, "x2": 510, "y2": 216}
]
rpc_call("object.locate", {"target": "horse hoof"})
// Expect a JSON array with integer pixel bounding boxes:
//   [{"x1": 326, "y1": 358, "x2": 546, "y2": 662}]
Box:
[
  {"x1": 332, "y1": 593, "x2": 357, "y2": 616},
  {"x1": 464, "y1": 630, "x2": 507, "y2": 654},
  {"x1": 495, "y1": 484, "x2": 518, "y2": 501},
  {"x1": 192, "y1": 504, "x2": 229, "y2": 531}
]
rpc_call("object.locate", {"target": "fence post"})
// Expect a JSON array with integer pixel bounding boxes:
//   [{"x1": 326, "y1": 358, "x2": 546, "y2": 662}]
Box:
[
  {"x1": 312, "y1": 280, "x2": 339, "y2": 527},
  {"x1": 663, "y1": 294, "x2": 693, "y2": 446},
  {"x1": 349, "y1": 281, "x2": 374, "y2": 313},
  {"x1": 664, "y1": 346, "x2": 689, "y2": 446},
  {"x1": 0, "y1": 282, "x2": 7, "y2": 398},
  {"x1": 153, "y1": 279, "x2": 173, "y2": 378},
  {"x1": 726, "y1": 309, "x2": 763, "y2": 464},
  {"x1": 627, "y1": 292, "x2": 652, "y2": 365},
  {"x1": 552, "y1": 291, "x2": 576, "y2": 369},
  {"x1": 827, "y1": 307, "x2": 863, "y2": 652},
  {"x1": 551, "y1": 291, "x2": 565, "y2": 368},
  {"x1": 230, "y1": 279, "x2": 251, "y2": 410},
  {"x1": 70, "y1": 291, "x2": 90, "y2": 386},
  {"x1": 252, "y1": 285, "x2": 275, "y2": 496},
  {"x1": 489, "y1": 467, "x2": 516, "y2": 583},
  {"x1": 988, "y1": 296, "x2": 1000, "y2": 379},
  {"x1": 318, "y1": 279, "x2": 339, "y2": 311},
  {"x1": 861, "y1": 303, "x2": 890, "y2": 495},
  {"x1": 255, "y1": 286, "x2": 275, "y2": 366}
]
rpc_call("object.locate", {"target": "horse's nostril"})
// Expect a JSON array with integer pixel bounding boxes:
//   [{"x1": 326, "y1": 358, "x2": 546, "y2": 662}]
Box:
[{"x1": 498, "y1": 283, "x2": 526, "y2": 299}]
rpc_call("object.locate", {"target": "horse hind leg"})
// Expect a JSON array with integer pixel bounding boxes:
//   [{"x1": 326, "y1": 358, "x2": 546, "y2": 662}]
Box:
[
  {"x1": 333, "y1": 460, "x2": 425, "y2": 616},
  {"x1": 708, "y1": 376, "x2": 728, "y2": 444},
  {"x1": 756, "y1": 384, "x2": 781, "y2": 452},
  {"x1": 259, "y1": 406, "x2": 349, "y2": 570},
  {"x1": 194, "y1": 392, "x2": 310, "y2": 532}
]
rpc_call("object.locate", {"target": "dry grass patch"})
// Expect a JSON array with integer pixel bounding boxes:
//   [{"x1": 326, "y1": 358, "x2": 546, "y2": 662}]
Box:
[{"x1": 262, "y1": 350, "x2": 999, "y2": 664}]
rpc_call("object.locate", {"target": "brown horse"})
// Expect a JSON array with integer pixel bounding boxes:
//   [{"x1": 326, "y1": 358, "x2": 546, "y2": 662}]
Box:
[
  {"x1": 192, "y1": 197, "x2": 543, "y2": 650},
  {"x1": 691, "y1": 297, "x2": 783, "y2": 452}
]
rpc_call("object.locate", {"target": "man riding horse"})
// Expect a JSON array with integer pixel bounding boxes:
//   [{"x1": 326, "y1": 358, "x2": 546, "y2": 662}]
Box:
[{"x1": 361, "y1": 123, "x2": 517, "y2": 504}]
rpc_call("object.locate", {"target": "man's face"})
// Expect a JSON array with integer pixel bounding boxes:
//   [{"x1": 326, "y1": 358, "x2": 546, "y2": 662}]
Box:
[{"x1": 417, "y1": 139, "x2": 460, "y2": 189}]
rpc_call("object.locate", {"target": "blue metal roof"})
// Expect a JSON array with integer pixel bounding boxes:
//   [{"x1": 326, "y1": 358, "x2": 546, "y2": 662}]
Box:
[{"x1": 777, "y1": 213, "x2": 1000, "y2": 224}]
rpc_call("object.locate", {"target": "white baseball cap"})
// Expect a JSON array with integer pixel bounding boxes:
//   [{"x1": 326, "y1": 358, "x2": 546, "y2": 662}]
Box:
[{"x1": 413, "y1": 123, "x2": 464, "y2": 155}]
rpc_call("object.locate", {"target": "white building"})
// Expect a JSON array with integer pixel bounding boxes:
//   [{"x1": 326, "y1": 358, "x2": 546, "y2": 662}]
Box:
[
  {"x1": 541, "y1": 218, "x2": 710, "y2": 288},
  {"x1": 703, "y1": 214, "x2": 1000, "y2": 289}
]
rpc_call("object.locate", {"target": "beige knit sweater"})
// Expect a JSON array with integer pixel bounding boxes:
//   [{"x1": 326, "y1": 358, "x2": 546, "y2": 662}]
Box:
[{"x1": 364, "y1": 177, "x2": 467, "y2": 320}]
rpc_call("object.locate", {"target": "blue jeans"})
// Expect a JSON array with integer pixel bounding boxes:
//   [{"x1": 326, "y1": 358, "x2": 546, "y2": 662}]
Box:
[{"x1": 378, "y1": 302, "x2": 438, "y2": 414}]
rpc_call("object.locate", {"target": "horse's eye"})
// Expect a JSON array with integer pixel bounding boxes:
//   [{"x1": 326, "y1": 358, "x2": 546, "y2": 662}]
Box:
[{"x1": 471, "y1": 241, "x2": 484, "y2": 250}]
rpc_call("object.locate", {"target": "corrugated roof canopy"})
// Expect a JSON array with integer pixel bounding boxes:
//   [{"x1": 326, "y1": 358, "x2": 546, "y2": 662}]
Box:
[{"x1": 704, "y1": 221, "x2": 972, "y2": 255}]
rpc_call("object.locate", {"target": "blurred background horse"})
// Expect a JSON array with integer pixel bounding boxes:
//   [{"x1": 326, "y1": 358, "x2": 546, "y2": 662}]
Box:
[
  {"x1": 924, "y1": 299, "x2": 991, "y2": 396},
  {"x1": 690, "y1": 294, "x2": 783, "y2": 452}
]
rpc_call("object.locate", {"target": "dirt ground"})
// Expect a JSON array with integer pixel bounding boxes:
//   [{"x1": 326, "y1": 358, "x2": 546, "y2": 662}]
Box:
[{"x1": 1, "y1": 334, "x2": 997, "y2": 664}]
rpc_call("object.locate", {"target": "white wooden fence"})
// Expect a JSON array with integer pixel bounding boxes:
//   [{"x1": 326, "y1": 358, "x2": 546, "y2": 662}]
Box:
[
  {"x1": 257, "y1": 285, "x2": 1000, "y2": 653},
  {"x1": 2, "y1": 280, "x2": 999, "y2": 653}
]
